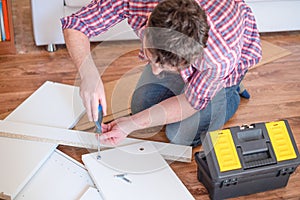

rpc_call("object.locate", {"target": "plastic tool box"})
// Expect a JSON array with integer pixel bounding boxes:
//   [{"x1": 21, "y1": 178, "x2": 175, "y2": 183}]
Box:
[{"x1": 195, "y1": 120, "x2": 300, "y2": 200}]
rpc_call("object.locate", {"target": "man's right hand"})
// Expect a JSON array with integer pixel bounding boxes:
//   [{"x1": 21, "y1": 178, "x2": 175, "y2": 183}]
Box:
[
  {"x1": 80, "y1": 71, "x2": 107, "y2": 122},
  {"x1": 78, "y1": 53, "x2": 107, "y2": 121}
]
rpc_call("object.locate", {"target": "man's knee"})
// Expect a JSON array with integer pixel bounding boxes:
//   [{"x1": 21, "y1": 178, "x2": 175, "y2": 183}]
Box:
[
  {"x1": 165, "y1": 120, "x2": 203, "y2": 147},
  {"x1": 131, "y1": 83, "x2": 177, "y2": 114}
]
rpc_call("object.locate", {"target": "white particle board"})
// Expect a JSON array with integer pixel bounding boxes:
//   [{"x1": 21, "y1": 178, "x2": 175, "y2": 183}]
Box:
[
  {"x1": 151, "y1": 141, "x2": 192, "y2": 162},
  {"x1": 0, "y1": 137, "x2": 56, "y2": 199},
  {"x1": 79, "y1": 187, "x2": 103, "y2": 200},
  {"x1": 15, "y1": 150, "x2": 95, "y2": 200},
  {"x1": 0, "y1": 120, "x2": 192, "y2": 162},
  {"x1": 0, "y1": 120, "x2": 137, "y2": 149},
  {"x1": 5, "y1": 81, "x2": 85, "y2": 129},
  {"x1": 82, "y1": 142, "x2": 195, "y2": 200}
]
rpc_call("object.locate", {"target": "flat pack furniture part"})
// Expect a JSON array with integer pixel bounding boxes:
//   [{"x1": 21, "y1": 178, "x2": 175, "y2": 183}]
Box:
[
  {"x1": 79, "y1": 187, "x2": 103, "y2": 200},
  {"x1": 5, "y1": 81, "x2": 85, "y2": 129},
  {"x1": 2, "y1": 81, "x2": 95, "y2": 200},
  {"x1": 0, "y1": 137, "x2": 57, "y2": 199},
  {"x1": 0, "y1": 80, "x2": 87, "y2": 199},
  {"x1": 15, "y1": 149, "x2": 95, "y2": 200},
  {"x1": 0, "y1": 120, "x2": 192, "y2": 163},
  {"x1": 82, "y1": 142, "x2": 195, "y2": 200}
]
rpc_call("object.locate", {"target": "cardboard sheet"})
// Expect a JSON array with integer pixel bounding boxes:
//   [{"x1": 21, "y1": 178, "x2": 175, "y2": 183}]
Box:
[{"x1": 250, "y1": 40, "x2": 291, "y2": 70}]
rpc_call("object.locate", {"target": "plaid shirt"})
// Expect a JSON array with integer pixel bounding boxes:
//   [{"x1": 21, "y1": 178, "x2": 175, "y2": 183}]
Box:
[{"x1": 61, "y1": 0, "x2": 262, "y2": 110}]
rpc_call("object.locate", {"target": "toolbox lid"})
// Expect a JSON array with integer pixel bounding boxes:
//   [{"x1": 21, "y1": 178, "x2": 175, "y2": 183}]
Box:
[{"x1": 202, "y1": 120, "x2": 300, "y2": 181}]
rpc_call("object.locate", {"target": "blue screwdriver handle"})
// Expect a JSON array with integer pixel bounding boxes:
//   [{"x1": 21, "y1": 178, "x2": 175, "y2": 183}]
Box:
[
  {"x1": 95, "y1": 104, "x2": 103, "y2": 133},
  {"x1": 95, "y1": 105, "x2": 103, "y2": 160}
]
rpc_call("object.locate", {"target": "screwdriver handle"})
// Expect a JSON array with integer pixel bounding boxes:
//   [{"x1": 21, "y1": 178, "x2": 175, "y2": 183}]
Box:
[
  {"x1": 98, "y1": 104, "x2": 103, "y2": 123},
  {"x1": 96, "y1": 104, "x2": 103, "y2": 160},
  {"x1": 95, "y1": 104, "x2": 103, "y2": 133}
]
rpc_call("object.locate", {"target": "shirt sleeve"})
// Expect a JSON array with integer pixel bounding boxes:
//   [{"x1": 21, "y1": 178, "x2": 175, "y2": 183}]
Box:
[
  {"x1": 183, "y1": 63, "x2": 226, "y2": 111},
  {"x1": 61, "y1": 0, "x2": 160, "y2": 39},
  {"x1": 61, "y1": 0, "x2": 130, "y2": 38},
  {"x1": 239, "y1": 5, "x2": 262, "y2": 68}
]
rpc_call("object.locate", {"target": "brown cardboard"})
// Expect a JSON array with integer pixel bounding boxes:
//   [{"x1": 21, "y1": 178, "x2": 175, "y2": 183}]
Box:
[{"x1": 250, "y1": 40, "x2": 291, "y2": 70}]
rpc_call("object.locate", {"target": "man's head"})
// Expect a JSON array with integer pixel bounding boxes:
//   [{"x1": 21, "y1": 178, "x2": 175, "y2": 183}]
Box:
[{"x1": 144, "y1": 0, "x2": 209, "y2": 74}]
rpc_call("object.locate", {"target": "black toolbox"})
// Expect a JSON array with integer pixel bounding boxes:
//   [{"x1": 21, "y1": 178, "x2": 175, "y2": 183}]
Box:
[{"x1": 195, "y1": 120, "x2": 300, "y2": 200}]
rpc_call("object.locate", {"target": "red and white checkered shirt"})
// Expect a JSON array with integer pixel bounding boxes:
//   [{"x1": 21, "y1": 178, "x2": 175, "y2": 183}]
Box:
[{"x1": 61, "y1": 0, "x2": 262, "y2": 110}]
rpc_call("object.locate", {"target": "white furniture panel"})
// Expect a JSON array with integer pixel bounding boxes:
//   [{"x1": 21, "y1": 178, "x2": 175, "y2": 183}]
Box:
[
  {"x1": 0, "y1": 137, "x2": 56, "y2": 199},
  {"x1": 79, "y1": 187, "x2": 103, "y2": 200},
  {"x1": 82, "y1": 142, "x2": 195, "y2": 200},
  {"x1": 15, "y1": 150, "x2": 95, "y2": 200},
  {"x1": 5, "y1": 81, "x2": 85, "y2": 129}
]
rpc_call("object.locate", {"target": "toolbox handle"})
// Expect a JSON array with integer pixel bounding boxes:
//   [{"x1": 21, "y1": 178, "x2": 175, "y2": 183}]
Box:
[
  {"x1": 237, "y1": 142, "x2": 277, "y2": 169},
  {"x1": 240, "y1": 139, "x2": 268, "y2": 155},
  {"x1": 236, "y1": 128, "x2": 277, "y2": 169}
]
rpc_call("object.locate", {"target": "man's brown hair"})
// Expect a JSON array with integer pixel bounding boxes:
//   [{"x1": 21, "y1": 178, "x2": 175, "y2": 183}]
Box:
[{"x1": 145, "y1": 0, "x2": 209, "y2": 68}]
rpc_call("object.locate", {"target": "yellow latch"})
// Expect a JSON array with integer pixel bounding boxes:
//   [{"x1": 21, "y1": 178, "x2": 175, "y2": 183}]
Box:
[
  {"x1": 266, "y1": 121, "x2": 297, "y2": 162},
  {"x1": 210, "y1": 129, "x2": 242, "y2": 172}
]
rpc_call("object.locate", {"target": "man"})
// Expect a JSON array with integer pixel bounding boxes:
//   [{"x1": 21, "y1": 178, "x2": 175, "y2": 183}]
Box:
[{"x1": 61, "y1": 0, "x2": 261, "y2": 146}]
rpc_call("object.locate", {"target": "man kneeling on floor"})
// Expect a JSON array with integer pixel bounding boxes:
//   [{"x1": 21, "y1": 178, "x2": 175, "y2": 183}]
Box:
[{"x1": 61, "y1": 0, "x2": 262, "y2": 147}]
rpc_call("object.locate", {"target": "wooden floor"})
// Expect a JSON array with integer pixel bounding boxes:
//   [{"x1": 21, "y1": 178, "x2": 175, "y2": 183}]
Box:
[{"x1": 1, "y1": 0, "x2": 300, "y2": 199}]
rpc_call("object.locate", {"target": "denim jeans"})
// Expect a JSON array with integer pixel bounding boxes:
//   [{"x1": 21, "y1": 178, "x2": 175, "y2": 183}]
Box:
[{"x1": 131, "y1": 64, "x2": 241, "y2": 147}]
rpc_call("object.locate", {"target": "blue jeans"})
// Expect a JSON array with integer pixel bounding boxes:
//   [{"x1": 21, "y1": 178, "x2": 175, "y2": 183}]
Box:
[{"x1": 131, "y1": 64, "x2": 241, "y2": 147}]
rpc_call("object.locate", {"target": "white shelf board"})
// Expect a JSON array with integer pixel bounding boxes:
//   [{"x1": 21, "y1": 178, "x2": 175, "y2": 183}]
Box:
[
  {"x1": 82, "y1": 142, "x2": 195, "y2": 200},
  {"x1": 15, "y1": 150, "x2": 95, "y2": 200},
  {"x1": 5, "y1": 81, "x2": 85, "y2": 129},
  {"x1": 0, "y1": 137, "x2": 56, "y2": 199}
]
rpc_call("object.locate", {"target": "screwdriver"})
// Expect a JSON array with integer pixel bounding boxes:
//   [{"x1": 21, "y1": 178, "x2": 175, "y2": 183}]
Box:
[{"x1": 94, "y1": 104, "x2": 103, "y2": 160}]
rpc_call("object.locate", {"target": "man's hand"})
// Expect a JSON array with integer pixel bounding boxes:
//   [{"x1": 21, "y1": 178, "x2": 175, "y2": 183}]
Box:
[
  {"x1": 79, "y1": 64, "x2": 107, "y2": 121},
  {"x1": 100, "y1": 117, "x2": 133, "y2": 146}
]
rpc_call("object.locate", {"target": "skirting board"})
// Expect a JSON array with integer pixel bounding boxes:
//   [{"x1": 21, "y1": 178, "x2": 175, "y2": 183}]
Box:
[
  {"x1": 82, "y1": 142, "x2": 195, "y2": 200},
  {"x1": 0, "y1": 120, "x2": 192, "y2": 162},
  {"x1": 15, "y1": 149, "x2": 95, "y2": 200},
  {"x1": 0, "y1": 137, "x2": 56, "y2": 199}
]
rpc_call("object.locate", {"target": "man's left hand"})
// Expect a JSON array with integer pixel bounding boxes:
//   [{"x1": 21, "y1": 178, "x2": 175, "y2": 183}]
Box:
[{"x1": 99, "y1": 118, "x2": 130, "y2": 146}]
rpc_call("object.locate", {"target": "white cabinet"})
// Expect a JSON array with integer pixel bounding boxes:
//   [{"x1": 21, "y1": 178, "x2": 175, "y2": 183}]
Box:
[{"x1": 246, "y1": 0, "x2": 300, "y2": 32}]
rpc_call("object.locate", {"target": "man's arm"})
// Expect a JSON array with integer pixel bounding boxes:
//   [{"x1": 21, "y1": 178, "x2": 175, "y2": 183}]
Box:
[
  {"x1": 61, "y1": 0, "x2": 134, "y2": 121},
  {"x1": 63, "y1": 29, "x2": 107, "y2": 121},
  {"x1": 132, "y1": 93, "x2": 197, "y2": 128},
  {"x1": 100, "y1": 93, "x2": 197, "y2": 145}
]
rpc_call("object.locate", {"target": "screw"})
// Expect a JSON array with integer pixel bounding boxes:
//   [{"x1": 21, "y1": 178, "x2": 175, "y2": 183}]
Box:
[{"x1": 114, "y1": 173, "x2": 132, "y2": 184}]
